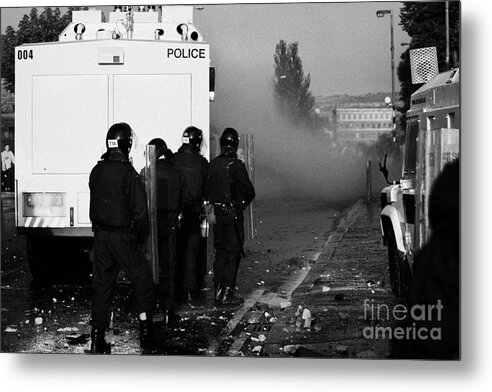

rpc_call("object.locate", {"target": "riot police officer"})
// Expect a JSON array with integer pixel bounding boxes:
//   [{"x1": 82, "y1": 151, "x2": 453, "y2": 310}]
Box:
[
  {"x1": 206, "y1": 128, "x2": 255, "y2": 306},
  {"x1": 89, "y1": 122, "x2": 155, "y2": 354},
  {"x1": 148, "y1": 138, "x2": 181, "y2": 323},
  {"x1": 171, "y1": 126, "x2": 209, "y2": 303}
]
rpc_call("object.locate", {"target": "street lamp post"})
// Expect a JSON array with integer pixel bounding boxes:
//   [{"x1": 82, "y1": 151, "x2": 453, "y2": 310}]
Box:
[
  {"x1": 376, "y1": 9, "x2": 396, "y2": 138},
  {"x1": 312, "y1": 107, "x2": 320, "y2": 132}
]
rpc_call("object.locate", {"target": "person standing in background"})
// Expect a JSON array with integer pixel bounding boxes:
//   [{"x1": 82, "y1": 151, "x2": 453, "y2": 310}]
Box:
[{"x1": 1, "y1": 144, "x2": 15, "y2": 191}]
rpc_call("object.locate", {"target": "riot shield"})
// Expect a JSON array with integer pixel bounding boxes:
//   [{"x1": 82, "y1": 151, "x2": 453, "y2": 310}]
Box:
[{"x1": 143, "y1": 144, "x2": 159, "y2": 284}]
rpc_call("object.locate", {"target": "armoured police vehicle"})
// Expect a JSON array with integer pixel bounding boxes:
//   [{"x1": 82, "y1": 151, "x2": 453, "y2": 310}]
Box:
[{"x1": 379, "y1": 66, "x2": 460, "y2": 298}]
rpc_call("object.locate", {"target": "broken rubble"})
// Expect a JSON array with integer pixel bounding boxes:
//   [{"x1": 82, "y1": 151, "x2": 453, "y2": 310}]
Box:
[
  {"x1": 252, "y1": 345, "x2": 262, "y2": 353},
  {"x1": 66, "y1": 334, "x2": 90, "y2": 345},
  {"x1": 258, "y1": 334, "x2": 266, "y2": 342},
  {"x1": 282, "y1": 344, "x2": 298, "y2": 354},
  {"x1": 301, "y1": 309, "x2": 312, "y2": 328},
  {"x1": 335, "y1": 345, "x2": 348, "y2": 353},
  {"x1": 57, "y1": 327, "x2": 79, "y2": 332},
  {"x1": 301, "y1": 308, "x2": 311, "y2": 320},
  {"x1": 280, "y1": 301, "x2": 292, "y2": 309},
  {"x1": 295, "y1": 318, "x2": 302, "y2": 328},
  {"x1": 356, "y1": 350, "x2": 378, "y2": 359}
]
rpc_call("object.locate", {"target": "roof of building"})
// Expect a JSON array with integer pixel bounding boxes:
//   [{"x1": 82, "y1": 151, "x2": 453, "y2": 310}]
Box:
[{"x1": 316, "y1": 92, "x2": 393, "y2": 110}]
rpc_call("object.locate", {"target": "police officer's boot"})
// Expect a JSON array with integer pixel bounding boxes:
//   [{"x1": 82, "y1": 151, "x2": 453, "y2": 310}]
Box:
[
  {"x1": 221, "y1": 286, "x2": 244, "y2": 306},
  {"x1": 214, "y1": 284, "x2": 224, "y2": 306},
  {"x1": 139, "y1": 313, "x2": 155, "y2": 354},
  {"x1": 90, "y1": 327, "x2": 111, "y2": 354}
]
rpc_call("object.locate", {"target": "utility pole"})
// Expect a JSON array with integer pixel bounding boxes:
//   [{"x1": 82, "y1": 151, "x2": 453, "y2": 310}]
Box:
[
  {"x1": 445, "y1": 1, "x2": 450, "y2": 69},
  {"x1": 377, "y1": 9, "x2": 396, "y2": 139}
]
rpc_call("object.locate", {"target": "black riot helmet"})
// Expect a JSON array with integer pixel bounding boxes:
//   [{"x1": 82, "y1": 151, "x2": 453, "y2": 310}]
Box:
[
  {"x1": 182, "y1": 126, "x2": 203, "y2": 151},
  {"x1": 106, "y1": 122, "x2": 133, "y2": 155},
  {"x1": 220, "y1": 127, "x2": 239, "y2": 150},
  {"x1": 148, "y1": 137, "x2": 168, "y2": 159}
]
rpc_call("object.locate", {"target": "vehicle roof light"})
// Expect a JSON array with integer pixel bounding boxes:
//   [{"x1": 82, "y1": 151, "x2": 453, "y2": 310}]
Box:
[{"x1": 74, "y1": 23, "x2": 86, "y2": 40}]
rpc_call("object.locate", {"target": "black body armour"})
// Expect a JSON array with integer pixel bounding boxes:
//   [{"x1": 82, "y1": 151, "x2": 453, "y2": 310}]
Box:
[
  {"x1": 155, "y1": 160, "x2": 181, "y2": 213},
  {"x1": 171, "y1": 144, "x2": 208, "y2": 212},
  {"x1": 207, "y1": 156, "x2": 235, "y2": 206},
  {"x1": 89, "y1": 160, "x2": 134, "y2": 228}
]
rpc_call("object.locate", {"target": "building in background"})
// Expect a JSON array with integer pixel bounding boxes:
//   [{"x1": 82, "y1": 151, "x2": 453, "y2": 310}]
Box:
[
  {"x1": 334, "y1": 106, "x2": 393, "y2": 144},
  {"x1": 315, "y1": 92, "x2": 394, "y2": 145}
]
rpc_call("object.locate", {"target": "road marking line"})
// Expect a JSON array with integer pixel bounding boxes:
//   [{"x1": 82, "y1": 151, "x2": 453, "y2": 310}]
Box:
[
  {"x1": 226, "y1": 332, "x2": 248, "y2": 356},
  {"x1": 207, "y1": 288, "x2": 264, "y2": 355}
]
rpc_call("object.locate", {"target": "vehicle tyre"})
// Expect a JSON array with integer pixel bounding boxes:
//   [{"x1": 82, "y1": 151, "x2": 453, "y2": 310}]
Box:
[
  {"x1": 387, "y1": 228, "x2": 404, "y2": 298},
  {"x1": 399, "y1": 256, "x2": 412, "y2": 300}
]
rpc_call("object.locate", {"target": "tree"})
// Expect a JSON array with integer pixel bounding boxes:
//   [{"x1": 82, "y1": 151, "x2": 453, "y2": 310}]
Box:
[
  {"x1": 396, "y1": 2, "x2": 460, "y2": 141},
  {"x1": 1, "y1": 7, "x2": 84, "y2": 93},
  {"x1": 273, "y1": 40, "x2": 315, "y2": 127},
  {"x1": 1, "y1": 26, "x2": 18, "y2": 93}
]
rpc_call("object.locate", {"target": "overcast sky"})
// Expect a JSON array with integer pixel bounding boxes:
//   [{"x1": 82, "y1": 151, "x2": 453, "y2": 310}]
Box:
[{"x1": 197, "y1": 1, "x2": 409, "y2": 97}]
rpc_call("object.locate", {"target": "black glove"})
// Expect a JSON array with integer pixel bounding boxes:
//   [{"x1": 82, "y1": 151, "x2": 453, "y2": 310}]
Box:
[{"x1": 131, "y1": 219, "x2": 149, "y2": 244}]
